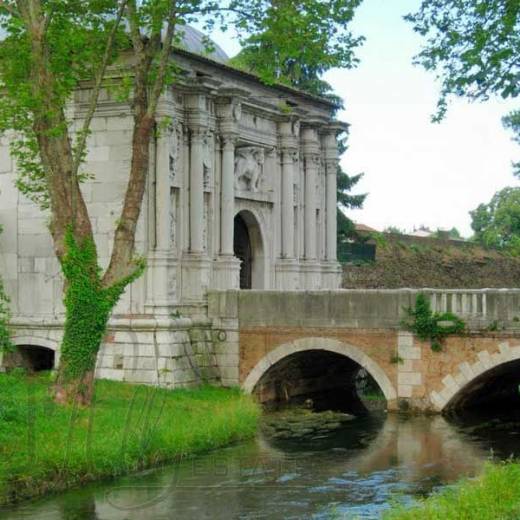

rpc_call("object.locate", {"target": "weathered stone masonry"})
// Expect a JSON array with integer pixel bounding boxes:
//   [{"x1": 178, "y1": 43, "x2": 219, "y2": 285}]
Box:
[
  {"x1": 208, "y1": 289, "x2": 520, "y2": 413},
  {"x1": 0, "y1": 29, "x2": 344, "y2": 386}
]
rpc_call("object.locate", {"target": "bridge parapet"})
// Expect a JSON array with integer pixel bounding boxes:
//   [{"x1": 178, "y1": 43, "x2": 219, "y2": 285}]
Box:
[
  {"x1": 209, "y1": 289, "x2": 520, "y2": 331},
  {"x1": 208, "y1": 289, "x2": 520, "y2": 414}
]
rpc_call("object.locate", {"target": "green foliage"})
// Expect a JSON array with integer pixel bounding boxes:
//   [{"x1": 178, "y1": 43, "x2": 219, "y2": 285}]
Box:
[
  {"x1": 229, "y1": 0, "x2": 364, "y2": 91},
  {"x1": 59, "y1": 230, "x2": 144, "y2": 381},
  {"x1": 402, "y1": 293, "x2": 465, "y2": 352},
  {"x1": 384, "y1": 226, "x2": 406, "y2": 235},
  {"x1": 406, "y1": 0, "x2": 520, "y2": 175},
  {"x1": 0, "y1": 372, "x2": 260, "y2": 505},
  {"x1": 390, "y1": 354, "x2": 403, "y2": 365},
  {"x1": 431, "y1": 227, "x2": 463, "y2": 240},
  {"x1": 0, "y1": 226, "x2": 12, "y2": 353},
  {"x1": 384, "y1": 462, "x2": 520, "y2": 520},
  {"x1": 470, "y1": 187, "x2": 520, "y2": 254},
  {"x1": 337, "y1": 140, "x2": 367, "y2": 242}
]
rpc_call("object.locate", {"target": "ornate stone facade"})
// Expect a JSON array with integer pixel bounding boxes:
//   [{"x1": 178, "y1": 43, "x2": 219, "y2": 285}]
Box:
[{"x1": 0, "y1": 35, "x2": 345, "y2": 385}]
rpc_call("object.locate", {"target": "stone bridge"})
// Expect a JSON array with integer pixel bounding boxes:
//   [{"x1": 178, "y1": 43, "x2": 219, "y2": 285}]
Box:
[{"x1": 208, "y1": 289, "x2": 520, "y2": 413}]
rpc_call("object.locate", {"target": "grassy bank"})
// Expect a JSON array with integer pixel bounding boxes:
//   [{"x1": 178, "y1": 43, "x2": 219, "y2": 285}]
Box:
[
  {"x1": 384, "y1": 462, "x2": 520, "y2": 520},
  {"x1": 0, "y1": 372, "x2": 260, "y2": 506}
]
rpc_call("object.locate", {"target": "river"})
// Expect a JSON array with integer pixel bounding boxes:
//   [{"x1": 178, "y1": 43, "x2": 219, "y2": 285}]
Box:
[{"x1": 2, "y1": 410, "x2": 520, "y2": 519}]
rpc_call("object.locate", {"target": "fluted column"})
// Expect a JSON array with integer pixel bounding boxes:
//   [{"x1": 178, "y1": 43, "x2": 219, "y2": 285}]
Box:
[
  {"x1": 220, "y1": 136, "x2": 236, "y2": 255},
  {"x1": 281, "y1": 149, "x2": 296, "y2": 258},
  {"x1": 189, "y1": 127, "x2": 205, "y2": 254}
]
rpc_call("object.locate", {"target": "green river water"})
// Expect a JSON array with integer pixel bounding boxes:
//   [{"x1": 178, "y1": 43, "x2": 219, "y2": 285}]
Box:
[{"x1": 2, "y1": 410, "x2": 519, "y2": 519}]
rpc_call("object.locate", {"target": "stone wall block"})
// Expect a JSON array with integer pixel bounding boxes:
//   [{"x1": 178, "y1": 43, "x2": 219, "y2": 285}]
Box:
[
  {"x1": 398, "y1": 372, "x2": 422, "y2": 386},
  {"x1": 398, "y1": 346, "x2": 421, "y2": 360}
]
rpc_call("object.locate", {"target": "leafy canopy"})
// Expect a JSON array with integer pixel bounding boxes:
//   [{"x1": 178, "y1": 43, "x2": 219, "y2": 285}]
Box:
[
  {"x1": 231, "y1": 0, "x2": 364, "y2": 95},
  {"x1": 470, "y1": 186, "x2": 520, "y2": 254},
  {"x1": 406, "y1": 0, "x2": 520, "y2": 174}
]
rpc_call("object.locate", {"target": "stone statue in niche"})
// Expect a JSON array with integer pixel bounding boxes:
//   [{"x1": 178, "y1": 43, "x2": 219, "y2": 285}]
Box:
[{"x1": 234, "y1": 147, "x2": 265, "y2": 192}]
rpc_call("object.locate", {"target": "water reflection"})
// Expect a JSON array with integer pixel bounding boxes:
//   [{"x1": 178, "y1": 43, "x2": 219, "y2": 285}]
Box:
[{"x1": 1, "y1": 412, "x2": 511, "y2": 520}]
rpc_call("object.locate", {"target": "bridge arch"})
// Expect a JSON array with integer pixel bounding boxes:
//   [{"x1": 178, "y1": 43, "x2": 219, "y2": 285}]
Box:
[
  {"x1": 243, "y1": 337, "x2": 397, "y2": 406},
  {"x1": 430, "y1": 342, "x2": 520, "y2": 412}
]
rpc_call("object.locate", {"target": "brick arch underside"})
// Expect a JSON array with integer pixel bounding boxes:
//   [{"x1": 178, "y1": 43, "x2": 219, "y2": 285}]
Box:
[
  {"x1": 242, "y1": 337, "x2": 397, "y2": 403},
  {"x1": 431, "y1": 341, "x2": 520, "y2": 412}
]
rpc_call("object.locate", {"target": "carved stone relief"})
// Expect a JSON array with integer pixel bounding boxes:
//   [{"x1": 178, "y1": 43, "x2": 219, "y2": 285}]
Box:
[
  {"x1": 168, "y1": 123, "x2": 183, "y2": 185},
  {"x1": 234, "y1": 146, "x2": 265, "y2": 192}
]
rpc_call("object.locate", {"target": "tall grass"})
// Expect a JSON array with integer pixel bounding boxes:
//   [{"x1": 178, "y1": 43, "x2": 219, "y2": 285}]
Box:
[
  {"x1": 0, "y1": 372, "x2": 260, "y2": 505},
  {"x1": 384, "y1": 462, "x2": 520, "y2": 520}
]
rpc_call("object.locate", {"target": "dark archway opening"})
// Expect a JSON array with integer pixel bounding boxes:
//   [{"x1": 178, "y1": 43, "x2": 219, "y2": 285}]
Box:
[
  {"x1": 234, "y1": 214, "x2": 252, "y2": 290},
  {"x1": 445, "y1": 359, "x2": 520, "y2": 416},
  {"x1": 252, "y1": 350, "x2": 386, "y2": 415},
  {"x1": 3, "y1": 345, "x2": 55, "y2": 372}
]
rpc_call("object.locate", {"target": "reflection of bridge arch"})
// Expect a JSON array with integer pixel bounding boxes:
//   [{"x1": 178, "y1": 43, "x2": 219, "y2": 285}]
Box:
[
  {"x1": 242, "y1": 337, "x2": 397, "y2": 405},
  {"x1": 431, "y1": 342, "x2": 520, "y2": 412}
]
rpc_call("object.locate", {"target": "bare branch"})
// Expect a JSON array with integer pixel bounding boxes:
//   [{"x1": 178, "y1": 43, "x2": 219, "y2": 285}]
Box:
[{"x1": 72, "y1": 0, "x2": 129, "y2": 176}]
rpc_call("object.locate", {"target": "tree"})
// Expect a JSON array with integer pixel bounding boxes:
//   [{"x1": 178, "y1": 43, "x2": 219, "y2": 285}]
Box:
[
  {"x1": 470, "y1": 187, "x2": 520, "y2": 254},
  {"x1": 233, "y1": 0, "x2": 367, "y2": 242},
  {"x1": 384, "y1": 226, "x2": 406, "y2": 235},
  {"x1": 406, "y1": 0, "x2": 520, "y2": 175},
  {"x1": 337, "y1": 151, "x2": 366, "y2": 241},
  {"x1": 0, "y1": 0, "x2": 366, "y2": 404},
  {"x1": 431, "y1": 227, "x2": 463, "y2": 240}
]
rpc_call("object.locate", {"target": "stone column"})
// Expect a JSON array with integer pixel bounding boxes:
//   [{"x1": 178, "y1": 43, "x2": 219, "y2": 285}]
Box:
[
  {"x1": 281, "y1": 148, "x2": 296, "y2": 258},
  {"x1": 326, "y1": 158, "x2": 338, "y2": 262},
  {"x1": 302, "y1": 126, "x2": 321, "y2": 260},
  {"x1": 321, "y1": 123, "x2": 345, "y2": 289},
  {"x1": 189, "y1": 127, "x2": 205, "y2": 254},
  {"x1": 275, "y1": 117, "x2": 300, "y2": 290},
  {"x1": 213, "y1": 91, "x2": 244, "y2": 290},
  {"x1": 145, "y1": 120, "x2": 178, "y2": 314},
  {"x1": 180, "y1": 88, "x2": 213, "y2": 303},
  {"x1": 301, "y1": 125, "x2": 322, "y2": 289},
  {"x1": 220, "y1": 135, "x2": 236, "y2": 255},
  {"x1": 156, "y1": 129, "x2": 171, "y2": 251}
]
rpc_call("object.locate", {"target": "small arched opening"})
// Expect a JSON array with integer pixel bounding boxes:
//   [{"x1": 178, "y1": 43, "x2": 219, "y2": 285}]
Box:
[
  {"x1": 233, "y1": 210, "x2": 265, "y2": 290},
  {"x1": 252, "y1": 349, "x2": 385, "y2": 414},
  {"x1": 3, "y1": 345, "x2": 55, "y2": 372}
]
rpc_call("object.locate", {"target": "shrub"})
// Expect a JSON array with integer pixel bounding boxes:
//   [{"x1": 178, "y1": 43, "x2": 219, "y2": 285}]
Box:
[{"x1": 402, "y1": 293, "x2": 465, "y2": 351}]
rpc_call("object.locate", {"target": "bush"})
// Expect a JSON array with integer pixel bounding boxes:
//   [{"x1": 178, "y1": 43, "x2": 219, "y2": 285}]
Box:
[{"x1": 402, "y1": 293, "x2": 465, "y2": 351}]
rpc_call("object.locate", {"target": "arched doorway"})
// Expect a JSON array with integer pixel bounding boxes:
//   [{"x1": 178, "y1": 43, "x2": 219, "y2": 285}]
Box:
[{"x1": 233, "y1": 210, "x2": 265, "y2": 290}]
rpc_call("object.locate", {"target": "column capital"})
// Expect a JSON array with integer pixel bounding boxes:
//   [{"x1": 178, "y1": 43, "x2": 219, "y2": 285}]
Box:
[
  {"x1": 278, "y1": 116, "x2": 300, "y2": 150},
  {"x1": 325, "y1": 158, "x2": 339, "y2": 174},
  {"x1": 219, "y1": 133, "x2": 239, "y2": 149}
]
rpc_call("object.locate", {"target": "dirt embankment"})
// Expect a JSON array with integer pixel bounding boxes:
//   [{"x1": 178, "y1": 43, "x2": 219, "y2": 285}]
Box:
[{"x1": 342, "y1": 239, "x2": 520, "y2": 289}]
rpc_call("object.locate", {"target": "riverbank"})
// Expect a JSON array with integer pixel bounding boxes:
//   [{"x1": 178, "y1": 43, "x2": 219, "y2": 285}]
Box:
[
  {"x1": 0, "y1": 371, "x2": 260, "y2": 506},
  {"x1": 384, "y1": 462, "x2": 520, "y2": 519}
]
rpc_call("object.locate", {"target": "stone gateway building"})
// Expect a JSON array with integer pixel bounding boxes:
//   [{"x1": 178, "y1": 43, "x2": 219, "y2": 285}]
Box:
[{"x1": 0, "y1": 28, "x2": 344, "y2": 385}]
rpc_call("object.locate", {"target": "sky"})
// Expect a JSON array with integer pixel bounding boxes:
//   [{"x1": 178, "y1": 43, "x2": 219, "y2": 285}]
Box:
[{"x1": 206, "y1": 0, "x2": 519, "y2": 237}]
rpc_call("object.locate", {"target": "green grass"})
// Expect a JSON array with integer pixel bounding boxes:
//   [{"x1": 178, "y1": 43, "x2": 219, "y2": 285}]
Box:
[
  {"x1": 0, "y1": 371, "x2": 260, "y2": 505},
  {"x1": 384, "y1": 462, "x2": 520, "y2": 520}
]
